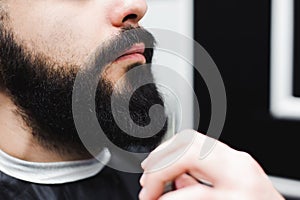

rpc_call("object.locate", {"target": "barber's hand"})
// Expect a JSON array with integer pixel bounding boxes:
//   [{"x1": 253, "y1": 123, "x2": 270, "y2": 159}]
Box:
[{"x1": 139, "y1": 130, "x2": 284, "y2": 200}]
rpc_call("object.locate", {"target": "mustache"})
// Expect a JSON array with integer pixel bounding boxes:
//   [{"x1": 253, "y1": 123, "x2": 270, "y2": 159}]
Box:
[{"x1": 87, "y1": 26, "x2": 156, "y2": 74}]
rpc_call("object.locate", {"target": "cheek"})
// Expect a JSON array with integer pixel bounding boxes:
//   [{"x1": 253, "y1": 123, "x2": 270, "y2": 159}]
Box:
[{"x1": 6, "y1": 1, "x2": 112, "y2": 66}]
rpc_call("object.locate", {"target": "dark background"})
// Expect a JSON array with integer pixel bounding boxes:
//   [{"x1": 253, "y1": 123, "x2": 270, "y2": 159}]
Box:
[{"x1": 194, "y1": 0, "x2": 300, "y2": 184}]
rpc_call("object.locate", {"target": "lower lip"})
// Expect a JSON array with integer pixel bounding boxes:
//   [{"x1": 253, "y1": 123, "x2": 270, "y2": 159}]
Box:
[{"x1": 114, "y1": 53, "x2": 146, "y2": 63}]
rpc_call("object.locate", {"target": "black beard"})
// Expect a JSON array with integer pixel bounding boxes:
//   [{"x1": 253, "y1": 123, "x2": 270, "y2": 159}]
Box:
[{"x1": 0, "y1": 26, "x2": 168, "y2": 157}]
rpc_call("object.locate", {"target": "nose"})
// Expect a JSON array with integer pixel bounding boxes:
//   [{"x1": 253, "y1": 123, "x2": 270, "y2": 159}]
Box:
[{"x1": 109, "y1": 0, "x2": 148, "y2": 27}]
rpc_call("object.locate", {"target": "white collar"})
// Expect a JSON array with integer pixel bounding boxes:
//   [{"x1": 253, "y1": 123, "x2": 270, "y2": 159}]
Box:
[{"x1": 0, "y1": 148, "x2": 111, "y2": 184}]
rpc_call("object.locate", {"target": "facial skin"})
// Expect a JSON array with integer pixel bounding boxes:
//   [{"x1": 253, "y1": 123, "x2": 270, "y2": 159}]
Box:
[
  {"x1": 5, "y1": 0, "x2": 148, "y2": 67},
  {"x1": 0, "y1": 0, "x2": 167, "y2": 161}
]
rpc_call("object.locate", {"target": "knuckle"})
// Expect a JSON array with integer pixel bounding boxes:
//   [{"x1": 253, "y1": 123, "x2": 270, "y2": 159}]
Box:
[{"x1": 236, "y1": 151, "x2": 255, "y2": 165}]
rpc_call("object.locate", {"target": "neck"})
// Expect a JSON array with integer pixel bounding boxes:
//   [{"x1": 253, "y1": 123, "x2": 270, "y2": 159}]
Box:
[{"x1": 0, "y1": 92, "x2": 86, "y2": 162}]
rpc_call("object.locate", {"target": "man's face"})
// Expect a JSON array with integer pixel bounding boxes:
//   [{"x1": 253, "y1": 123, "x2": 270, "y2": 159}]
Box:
[
  {"x1": 5, "y1": 0, "x2": 148, "y2": 81},
  {"x1": 0, "y1": 0, "x2": 167, "y2": 157}
]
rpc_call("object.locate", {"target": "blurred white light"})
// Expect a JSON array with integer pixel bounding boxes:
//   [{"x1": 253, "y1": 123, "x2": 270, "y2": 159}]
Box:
[{"x1": 270, "y1": 0, "x2": 300, "y2": 119}]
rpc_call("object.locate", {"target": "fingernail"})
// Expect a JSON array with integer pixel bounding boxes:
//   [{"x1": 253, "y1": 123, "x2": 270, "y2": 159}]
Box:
[{"x1": 139, "y1": 188, "x2": 147, "y2": 200}]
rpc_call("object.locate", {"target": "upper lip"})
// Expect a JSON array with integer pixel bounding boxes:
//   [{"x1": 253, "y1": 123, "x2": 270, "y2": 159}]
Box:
[{"x1": 119, "y1": 43, "x2": 145, "y2": 58}]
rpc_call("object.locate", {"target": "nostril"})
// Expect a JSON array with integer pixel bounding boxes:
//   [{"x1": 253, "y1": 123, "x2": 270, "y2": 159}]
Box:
[{"x1": 122, "y1": 14, "x2": 138, "y2": 23}]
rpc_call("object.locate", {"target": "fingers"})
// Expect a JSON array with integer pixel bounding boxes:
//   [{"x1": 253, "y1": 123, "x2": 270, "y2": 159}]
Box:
[
  {"x1": 174, "y1": 174, "x2": 199, "y2": 189},
  {"x1": 157, "y1": 184, "x2": 218, "y2": 200},
  {"x1": 141, "y1": 129, "x2": 198, "y2": 173},
  {"x1": 139, "y1": 130, "x2": 230, "y2": 200},
  {"x1": 139, "y1": 129, "x2": 285, "y2": 200},
  {"x1": 140, "y1": 130, "x2": 251, "y2": 199}
]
